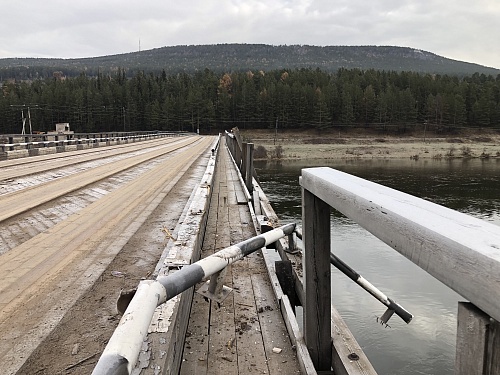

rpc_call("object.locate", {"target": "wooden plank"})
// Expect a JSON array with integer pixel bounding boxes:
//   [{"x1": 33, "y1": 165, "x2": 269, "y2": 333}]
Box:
[
  {"x1": 228, "y1": 180, "x2": 270, "y2": 374},
  {"x1": 182, "y1": 140, "x2": 303, "y2": 375},
  {"x1": 253, "y1": 190, "x2": 261, "y2": 215},
  {"x1": 251, "y1": 178, "x2": 316, "y2": 373},
  {"x1": 234, "y1": 184, "x2": 248, "y2": 205},
  {"x1": 245, "y1": 143, "x2": 254, "y2": 194},
  {"x1": 331, "y1": 305, "x2": 378, "y2": 375},
  {"x1": 207, "y1": 270, "x2": 237, "y2": 375},
  {"x1": 455, "y1": 302, "x2": 500, "y2": 375},
  {"x1": 207, "y1": 147, "x2": 238, "y2": 375},
  {"x1": 232, "y1": 127, "x2": 244, "y2": 169},
  {"x1": 227, "y1": 173, "x2": 246, "y2": 243},
  {"x1": 224, "y1": 159, "x2": 238, "y2": 207},
  {"x1": 250, "y1": 266, "x2": 302, "y2": 374},
  {"x1": 487, "y1": 318, "x2": 500, "y2": 375},
  {"x1": 179, "y1": 162, "x2": 222, "y2": 375},
  {"x1": 138, "y1": 138, "x2": 218, "y2": 375},
  {"x1": 300, "y1": 167, "x2": 500, "y2": 323},
  {"x1": 232, "y1": 257, "x2": 270, "y2": 374},
  {"x1": 226, "y1": 144, "x2": 251, "y2": 203},
  {"x1": 241, "y1": 142, "x2": 247, "y2": 177},
  {"x1": 302, "y1": 188, "x2": 331, "y2": 371},
  {"x1": 280, "y1": 296, "x2": 317, "y2": 375},
  {"x1": 180, "y1": 286, "x2": 211, "y2": 374},
  {"x1": 227, "y1": 158, "x2": 247, "y2": 205}
]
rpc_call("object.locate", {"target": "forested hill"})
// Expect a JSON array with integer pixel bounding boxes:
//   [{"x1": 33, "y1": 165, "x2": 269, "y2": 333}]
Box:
[{"x1": 1, "y1": 44, "x2": 499, "y2": 80}]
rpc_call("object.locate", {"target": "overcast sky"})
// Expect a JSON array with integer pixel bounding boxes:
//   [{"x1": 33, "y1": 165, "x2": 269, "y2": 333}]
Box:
[{"x1": 1, "y1": 0, "x2": 499, "y2": 69}]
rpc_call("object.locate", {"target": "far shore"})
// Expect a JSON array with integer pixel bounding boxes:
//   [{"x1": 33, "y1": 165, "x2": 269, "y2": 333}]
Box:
[{"x1": 239, "y1": 128, "x2": 500, "y2": 160}]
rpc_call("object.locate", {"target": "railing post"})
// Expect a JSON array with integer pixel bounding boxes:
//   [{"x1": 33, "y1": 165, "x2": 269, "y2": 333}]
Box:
[
  {"x1": 245, "y1": 143, "x2": 254, "y2": 194},
  {"x1": 302, "y1": 187, "x2": 331, "y2": 371},
  {"x1": 229, "y1": 136, "x2": 235, "y2": 158},
  {"x1": 241, "y1": 141, "x2": 247, "y2": 174},
  {"x1": 455, "y1": 302, "x2": 500, "y2": 375}
]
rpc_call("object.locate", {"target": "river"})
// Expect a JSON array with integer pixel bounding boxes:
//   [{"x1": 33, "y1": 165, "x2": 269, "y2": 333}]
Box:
[{"x1": 254, "y1": 158, "x2": 500, "y2": 375}]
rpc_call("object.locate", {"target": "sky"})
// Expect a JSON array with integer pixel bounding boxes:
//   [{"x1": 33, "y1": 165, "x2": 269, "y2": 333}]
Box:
[{"x1": 0, "y1": 0, "x2": 499, "y2": 69}]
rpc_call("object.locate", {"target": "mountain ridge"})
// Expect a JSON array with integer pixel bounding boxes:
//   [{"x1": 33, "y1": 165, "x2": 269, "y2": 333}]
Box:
[{"x1": 1, "y1": 44, "x2": 499, "y2": 79}]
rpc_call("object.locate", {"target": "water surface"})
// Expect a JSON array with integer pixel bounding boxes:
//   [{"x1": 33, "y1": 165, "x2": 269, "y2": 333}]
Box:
[{"x1": 255, "y1": 158, "x2": 500, "y2": 375}]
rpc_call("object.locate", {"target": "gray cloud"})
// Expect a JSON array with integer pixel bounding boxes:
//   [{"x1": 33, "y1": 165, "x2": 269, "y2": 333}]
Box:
[{"x1": 0, "y1": 0, "x2": 498, "y2": 68}]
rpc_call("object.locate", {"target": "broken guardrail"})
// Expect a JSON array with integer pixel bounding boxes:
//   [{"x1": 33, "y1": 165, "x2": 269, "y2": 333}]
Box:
[
  {"x1": 92, "y1": 222, "x2": 295, "y2": 375},
  {"x1": 293, "y1": 227, "x2": 413, "y2": 326}
]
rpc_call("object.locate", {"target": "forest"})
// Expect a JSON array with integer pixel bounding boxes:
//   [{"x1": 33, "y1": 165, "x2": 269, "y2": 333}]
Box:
[{"x1": 1, "y1": 67, "x2": 500, "y2": 135}]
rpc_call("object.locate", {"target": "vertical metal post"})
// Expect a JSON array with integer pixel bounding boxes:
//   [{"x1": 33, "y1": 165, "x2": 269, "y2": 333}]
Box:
[
  {"x1": 287, "y1": 232, "x2": 295, "y2": 252},
  {"x1": 455, "y1": 302, "x2": 500, "y2": 375},
  {"x1": 302, "y1": 187, "x2": 331, "y2": 371}
]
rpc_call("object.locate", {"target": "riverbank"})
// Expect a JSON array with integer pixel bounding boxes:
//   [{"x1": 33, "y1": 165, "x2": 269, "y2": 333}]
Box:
[{"x1": 240, "y1": 128, "x2": 500, "y2": 160}]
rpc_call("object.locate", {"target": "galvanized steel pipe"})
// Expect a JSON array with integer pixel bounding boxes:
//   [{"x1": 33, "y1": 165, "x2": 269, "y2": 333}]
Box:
[{"x1": 92, "y1": 222, "x2": 295, "y2": 375}]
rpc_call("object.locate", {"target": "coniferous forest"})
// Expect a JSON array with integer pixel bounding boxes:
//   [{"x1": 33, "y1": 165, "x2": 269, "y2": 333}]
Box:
[{"x1": 1, "y1": 68, "x2": 500, "y2": 134}]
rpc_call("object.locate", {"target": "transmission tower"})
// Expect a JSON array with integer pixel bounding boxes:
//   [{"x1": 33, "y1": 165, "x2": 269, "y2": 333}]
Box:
[{"x1": 10, "y1": 104, "x2": 39, "y2": 134}]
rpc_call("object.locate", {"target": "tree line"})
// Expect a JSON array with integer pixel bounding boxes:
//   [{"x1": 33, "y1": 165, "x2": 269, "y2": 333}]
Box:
[{"x1": 1, "y1": 68, "x2": 499, "y2": 134}]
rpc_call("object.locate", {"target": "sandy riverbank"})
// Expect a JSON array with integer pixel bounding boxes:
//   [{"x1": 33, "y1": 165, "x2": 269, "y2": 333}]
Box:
[{"x1": 239, "y1": 128, "x2": 500, "y2": 160}]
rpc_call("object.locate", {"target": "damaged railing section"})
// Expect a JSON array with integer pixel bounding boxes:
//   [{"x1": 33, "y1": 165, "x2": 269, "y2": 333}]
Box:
[
  {"x1": 92, "y1": 223, "x2": 296, "y2": 375},
  {"x1": 293, "y1": 228, "x2": 413, "y2": 326}
]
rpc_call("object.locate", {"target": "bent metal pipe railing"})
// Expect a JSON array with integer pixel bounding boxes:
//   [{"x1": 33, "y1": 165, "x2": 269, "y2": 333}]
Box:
[
  {"x1": 293, "y1": 227, "x2": 413, "y2": 325},
  {"x1": 300, "y1": 167, "x2": 500, "y2": 373},
  {"x1": 92, "y1": 223, "x2": 295, "y2": 375}
]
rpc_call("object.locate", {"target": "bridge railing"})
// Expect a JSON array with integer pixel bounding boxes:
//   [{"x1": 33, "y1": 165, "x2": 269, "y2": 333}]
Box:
[
  {"x1": 92, "y1": 223, "x2": 295, "y2": 375},
  {"x1": 300, "y1": 167, "x2": 500, "y2": 374},
  {"x1": 0, "y1": 131, "x2": 191, "y2": 154},
  {"x1": 225, "y1": 127, "x2": 254, "y2": 194}
]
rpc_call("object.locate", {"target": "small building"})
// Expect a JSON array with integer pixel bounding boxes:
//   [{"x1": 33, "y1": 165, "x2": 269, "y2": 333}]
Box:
[
  {"x1": 46, "y1": 123, "x2": 74, "y2": 140},
  {"x1": 54, "y1": 123, "x2": 72, "y2": 134}
]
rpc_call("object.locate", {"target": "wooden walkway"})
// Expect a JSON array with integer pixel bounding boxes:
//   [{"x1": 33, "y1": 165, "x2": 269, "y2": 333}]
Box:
[{"x1": 179, "y1": 142, "x2": 300, "y2": 374}]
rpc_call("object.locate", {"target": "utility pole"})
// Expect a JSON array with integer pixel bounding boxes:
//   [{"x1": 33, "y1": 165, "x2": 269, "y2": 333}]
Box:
[
  {"x1": 122, "y1": 107, "x2": 126, "y2": 132},
  {"x1": 10, "y1": 104, "x2": 39, "y2": 134}
]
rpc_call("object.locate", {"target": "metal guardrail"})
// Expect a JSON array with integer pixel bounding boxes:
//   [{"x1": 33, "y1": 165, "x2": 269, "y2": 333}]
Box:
[
  {"x1": 92, "y1": 223, "x2": 295, "y2": 375},
  {"x1": 293, "y1": 227, "x2": 413, "y2": 325}
]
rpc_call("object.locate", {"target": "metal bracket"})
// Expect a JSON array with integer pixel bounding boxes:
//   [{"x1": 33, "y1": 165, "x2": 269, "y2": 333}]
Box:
[
  {"x1": 285, "y1": 232, "x2": 301, "y2": 254},
  {"x1": 258, "y1": 215, "x2": 277, "y2": 249},
  {"x1": 196, "y1": 267, "x2": 233, "y2": 304},
  {"x1": 377, "y1": 308, "x2": 395, "y2": 328}
]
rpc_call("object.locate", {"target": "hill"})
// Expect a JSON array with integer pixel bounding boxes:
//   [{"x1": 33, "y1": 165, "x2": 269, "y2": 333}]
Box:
[{"x1": 1, "y1": 44, "x2": 499, "y2": 81}]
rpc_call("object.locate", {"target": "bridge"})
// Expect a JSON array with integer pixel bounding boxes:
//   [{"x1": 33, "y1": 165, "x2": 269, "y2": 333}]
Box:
[{"x1": 0, "y1": 131, "x2": 499, "y2": 374}]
